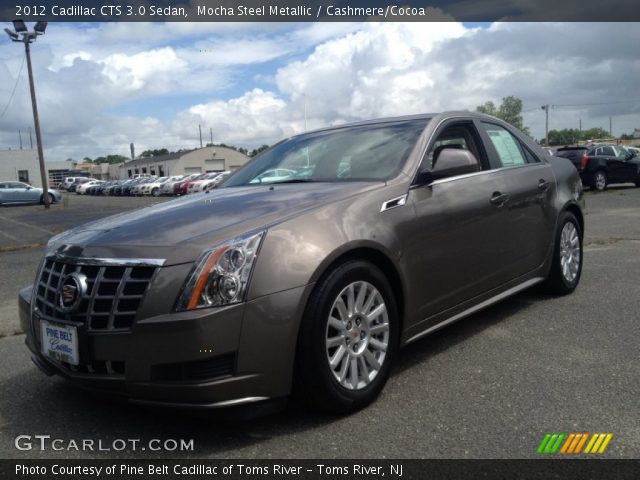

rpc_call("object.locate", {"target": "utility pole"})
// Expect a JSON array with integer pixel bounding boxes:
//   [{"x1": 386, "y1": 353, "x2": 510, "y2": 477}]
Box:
[
  {"x1": 609, "y1": 116, "x2": 612, "y2": 137},
  {"x1": 210, "y1": 127, "x2": 213, "y2": 145},
  {"x1": 198, "y1": 124, "x2": 203, "y2": 148},
  {"x1": 18, "y1": 129, "x2": 22, "y2": 149},
  {"x1": 25, "y1": 38, "x2": 49, "y2": 207},
  {"x1": 541, "y1": 104, "x2": 549, "y2": 146},
  {"x1": 29, "y1": 127, "x2": 33, "y2": 148},
  {"x1": 5, "y1": 21, "x2": 49, "y2": 208}
]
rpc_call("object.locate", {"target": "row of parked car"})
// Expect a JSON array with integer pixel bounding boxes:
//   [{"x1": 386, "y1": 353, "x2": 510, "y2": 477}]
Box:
[
  {"x1": 554, "y1": 143, "x2": 640, "y2": 191},
  {"x1": 58, "y1": 172, "x2": 231, "y2": 197}
]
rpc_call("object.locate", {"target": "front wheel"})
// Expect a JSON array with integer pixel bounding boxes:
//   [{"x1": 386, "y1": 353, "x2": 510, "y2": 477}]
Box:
[
  {"x1": 41, "y1": 193, "x2": 55, "y2": 204},
  {"x1": 295, "y1": 260, "x2": 399, "y2": 413},
  {"x1": 544, "y1": 211, "x2": 583, "y2": 295},
  {"x1": 591, "y1": 170, "x2": 607, "y2": 191},
  {"x1": 152, "y1": 188, "x2": 160, "y2": 197}
]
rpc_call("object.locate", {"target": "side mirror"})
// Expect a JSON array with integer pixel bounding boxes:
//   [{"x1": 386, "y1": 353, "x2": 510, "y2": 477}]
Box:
[{"x1": 418, "y1": 149, "x2": 480, "y2": 185}]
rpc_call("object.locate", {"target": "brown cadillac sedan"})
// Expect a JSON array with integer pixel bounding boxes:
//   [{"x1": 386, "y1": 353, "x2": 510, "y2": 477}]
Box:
[{"x1": 19, "y1": 112, "x2": 584, "y2": 413}]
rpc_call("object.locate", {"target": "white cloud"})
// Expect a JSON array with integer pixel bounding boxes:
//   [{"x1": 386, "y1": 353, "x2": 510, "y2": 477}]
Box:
[
  {"x1": 1, "y1": 21, "x2": 639, "y2": 160},
  {"x1": 100, "y1": 47, "x2": 188, "y2": 92}
]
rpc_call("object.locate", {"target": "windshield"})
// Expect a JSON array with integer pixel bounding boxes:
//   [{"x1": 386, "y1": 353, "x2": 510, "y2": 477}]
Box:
[{"x1": 221, "y1": 119, "x2": 429, "y2": 187}]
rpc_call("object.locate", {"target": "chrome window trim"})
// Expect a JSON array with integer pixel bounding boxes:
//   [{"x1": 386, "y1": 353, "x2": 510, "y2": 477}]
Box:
[{"x1": 46, "y1": 253, "x2": 165, "y2": 267}]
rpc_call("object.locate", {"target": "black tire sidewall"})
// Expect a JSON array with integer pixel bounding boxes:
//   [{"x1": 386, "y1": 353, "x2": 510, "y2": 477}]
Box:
[
  {"x1": 298, "y1": 260, "x2": 399, "y2": 412},
  {"x1": 552, "y1": 212, "x2": 583, "y2": 293}
]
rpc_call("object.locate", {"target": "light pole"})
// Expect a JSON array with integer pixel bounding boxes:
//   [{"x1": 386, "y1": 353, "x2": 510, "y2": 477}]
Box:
[{"x1": 5, "y1": 20, "x2": 50, "y2": 208}]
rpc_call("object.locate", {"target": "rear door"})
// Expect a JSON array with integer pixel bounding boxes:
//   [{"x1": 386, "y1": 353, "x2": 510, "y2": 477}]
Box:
[
  {"x1": 478, "y1": 122, "x2": 556, "y2": 277},
  {"x1": 599, "y1": 145, "x2": 626, "y2": 182}
]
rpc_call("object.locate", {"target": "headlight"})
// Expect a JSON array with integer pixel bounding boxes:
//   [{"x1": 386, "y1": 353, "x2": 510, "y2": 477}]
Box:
[{"x1": 176, "y1": 231, "x2": 265, "y2": 311}]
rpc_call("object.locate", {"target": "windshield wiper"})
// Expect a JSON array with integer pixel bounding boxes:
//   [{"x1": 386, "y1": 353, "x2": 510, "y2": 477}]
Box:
[{"x1": 267, "y1": 179, "x2": 316, "y2": 184}]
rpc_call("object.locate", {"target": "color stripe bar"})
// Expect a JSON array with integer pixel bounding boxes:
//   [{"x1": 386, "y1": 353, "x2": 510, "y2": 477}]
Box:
[
  {"x1": 567, "y1": 433, "x2": 583, "y2": 453},
  {"x1": 560, "y1": 434, "x2": 575, "y2": 454},
  {"x1": 597, "y1": 434, "x2": 613, "y2": 453},
  {"x1": 537, "y1": 434, "x2": 552, "y2": 454},
  {"x1": 546, "y1": 434, "x2": 565, "y2": 454},
  {"x1": 584, "y1": 433, "x2": 599, "y2": 453},
  {"x1": 574, "y1": 433, "x2": 589, "y2": 453},
  {"x1": 538, "y1": 432, "x2": 612, "y2": 454}
]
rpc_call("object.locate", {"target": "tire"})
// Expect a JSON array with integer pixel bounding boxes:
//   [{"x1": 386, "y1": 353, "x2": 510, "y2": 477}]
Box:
[
  {"x1": 294, "y1": 260, "x2": 399, "y2": 413},
  {"x1": 40, "y1": 193, "x2": 55, "y2": 205},
  {"x1": 544, "y1": 211, "x2": 583, "y2": 295},
  {"x1": 591, "y1": 170, "x2": 607, "y2": 191},
  {"x1": 152, "y1": 188, "x2": 159, "y2": 197}
]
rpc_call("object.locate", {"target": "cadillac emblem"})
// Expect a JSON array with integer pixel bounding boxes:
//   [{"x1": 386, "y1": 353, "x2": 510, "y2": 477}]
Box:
[{"x1": 58, "y1": 272, "x2": 87, "y2": 312}]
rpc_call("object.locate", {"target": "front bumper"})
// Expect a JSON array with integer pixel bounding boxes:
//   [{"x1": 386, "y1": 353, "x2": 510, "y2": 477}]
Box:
[{"x1": 19, "y1": 283, "x2": 312, "y2": 408}]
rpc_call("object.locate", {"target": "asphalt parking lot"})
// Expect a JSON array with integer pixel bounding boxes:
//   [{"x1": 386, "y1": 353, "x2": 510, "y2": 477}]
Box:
[{"x1": 0, "y1": 188, "x2": 638, "y2": 459}]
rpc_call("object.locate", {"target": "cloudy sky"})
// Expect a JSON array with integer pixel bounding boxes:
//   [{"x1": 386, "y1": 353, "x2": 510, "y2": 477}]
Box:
[{"x1": 0, "y1": 21, "x2": 639, "y2": 160}]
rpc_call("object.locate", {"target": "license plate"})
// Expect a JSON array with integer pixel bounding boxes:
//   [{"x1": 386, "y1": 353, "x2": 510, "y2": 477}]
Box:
[{"x1": 40, "y1": 320, "x2": 79, "y2": 365}]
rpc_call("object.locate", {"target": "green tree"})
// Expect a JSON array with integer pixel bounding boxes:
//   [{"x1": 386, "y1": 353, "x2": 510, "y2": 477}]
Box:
[
  {"x1": 477, "y1": 96, "x2": 530, "y2": 136},
  {"x1": 93, "y1": 154, "x2": 128, "y2": 164},
  {"x1": 544, "y1": 127, "x2": 612, "y2": 145},
  {"x1": 250, "y1": 145, "x2": 269, "y2": 157},
  {"x1": 141, "y1": 148, "x2": 169, "y2": 157}
]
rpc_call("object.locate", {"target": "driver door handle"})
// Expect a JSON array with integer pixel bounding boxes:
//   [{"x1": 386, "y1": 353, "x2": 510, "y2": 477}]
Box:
[
  {"x1": 538, "y1": 179, "x2": 550, "y2": 192},
  {"x1": 490, "y1": 192, "x2": 509, "y2": 207}
]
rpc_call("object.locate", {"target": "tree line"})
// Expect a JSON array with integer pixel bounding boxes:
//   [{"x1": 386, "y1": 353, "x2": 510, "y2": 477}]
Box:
[{"x1": 70, "y1": 143, "x2": 270, "y2": 165}]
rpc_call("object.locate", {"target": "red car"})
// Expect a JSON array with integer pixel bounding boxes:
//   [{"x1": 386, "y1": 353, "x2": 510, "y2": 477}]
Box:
[{"x1": 173, "y1": 173, "x2": 206, "y2": 196}]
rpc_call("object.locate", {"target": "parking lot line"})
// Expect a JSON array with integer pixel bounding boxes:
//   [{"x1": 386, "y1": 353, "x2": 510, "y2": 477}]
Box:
[{"x1": 0, "y1": 214, "x2": 55, "y2": 235}]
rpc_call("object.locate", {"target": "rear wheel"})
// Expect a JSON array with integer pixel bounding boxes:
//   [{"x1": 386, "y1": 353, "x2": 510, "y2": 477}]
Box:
[
  {"x1": 592, "y1": 170, "x2": 607, "y2": 191},
  {"x1": 544, "y1": 211, "x2": 583, "y2": 295},
  {"x1": 294, "y1": 260, "x2": 399, "y2": 413}
]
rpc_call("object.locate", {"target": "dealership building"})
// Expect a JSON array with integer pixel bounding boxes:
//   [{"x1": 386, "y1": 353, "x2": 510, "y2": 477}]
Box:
[
  {"x1": 112, "y1": 146, "x2": 250, "y2": 179},
  {"x1": 0, "y1": 146, "x2": 250, "y2": 186}
]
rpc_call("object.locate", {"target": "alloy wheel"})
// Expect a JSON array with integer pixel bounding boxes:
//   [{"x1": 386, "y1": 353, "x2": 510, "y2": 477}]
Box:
[
  {"x1": 559, "y1": 222, "x2": 581, "y2": 282},
  {"x1": 325, "y1": 281, "x2": 389, "y2": 390}
]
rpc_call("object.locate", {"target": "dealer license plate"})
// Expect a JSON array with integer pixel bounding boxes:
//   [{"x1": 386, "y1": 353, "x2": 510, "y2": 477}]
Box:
[{"x1": 40, "y1": 320, "x2": 79, "y2": 365}]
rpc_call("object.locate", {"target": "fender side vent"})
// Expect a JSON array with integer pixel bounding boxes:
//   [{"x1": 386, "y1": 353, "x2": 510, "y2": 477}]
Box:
[{"x1": 380, "y1": 194, "x2": 408, "y2": 212}]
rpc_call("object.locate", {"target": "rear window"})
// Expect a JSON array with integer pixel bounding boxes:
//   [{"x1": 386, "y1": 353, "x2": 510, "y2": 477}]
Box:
[{"x1": 555, "y1": 149, "x2": 587, "y2": 160}]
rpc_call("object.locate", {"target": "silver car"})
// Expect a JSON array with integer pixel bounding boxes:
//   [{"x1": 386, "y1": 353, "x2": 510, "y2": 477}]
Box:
[{"x1": 0, "y1": 181, "x2": 61, "y2": 205}]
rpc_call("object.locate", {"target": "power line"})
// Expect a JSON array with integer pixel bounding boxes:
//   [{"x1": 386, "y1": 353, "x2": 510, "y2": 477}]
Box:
[
  {"x1": 524, "y1": 99, "x2": 640, "y2": 112},
  {"x1": 0, "y1": 55, "x2": 26, "y2": 120},
  {"x1": 551, "y1": 99, "x2": 640, "y2": 109}
]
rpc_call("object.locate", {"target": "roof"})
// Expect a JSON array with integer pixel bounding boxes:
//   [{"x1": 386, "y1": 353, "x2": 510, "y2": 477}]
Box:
[{"x1": 120, "y1": 150, "x2": 187, "y2": 168}]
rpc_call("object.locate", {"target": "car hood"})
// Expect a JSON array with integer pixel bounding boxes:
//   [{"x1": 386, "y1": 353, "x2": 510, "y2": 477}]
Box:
[{"x1": 47, "y1": 182, "x2": 381, "y2": 265}]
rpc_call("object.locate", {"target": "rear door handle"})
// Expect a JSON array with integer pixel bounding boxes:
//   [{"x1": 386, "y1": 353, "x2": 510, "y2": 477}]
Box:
[
  {"x1": 538, "y1": 179, "x2": 550, "y2": 191},
  {"x1": 490, "y1": 192, "x2": 509, "y2": 207}
]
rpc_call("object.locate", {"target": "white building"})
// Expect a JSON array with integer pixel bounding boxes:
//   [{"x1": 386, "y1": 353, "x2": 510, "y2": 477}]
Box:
[
  {"x1": 0, "y1": 149, "x2": 71, "y2": 187},
  {"x1": 113, "y1": 146, "x2": 250, "y2": 179}
]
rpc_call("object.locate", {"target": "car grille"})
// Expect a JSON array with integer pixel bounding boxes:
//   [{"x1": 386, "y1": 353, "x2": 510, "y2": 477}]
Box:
[{"x1": 34, "y1": 258, "x2": 157, "y2": 331}]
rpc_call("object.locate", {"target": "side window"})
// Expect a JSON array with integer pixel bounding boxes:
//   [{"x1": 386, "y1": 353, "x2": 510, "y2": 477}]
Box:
[
  {"x1": 602, "y1": 146, "x2": 615, "y2": 157},
  {"x1": 481, "y1": 122, "x2": 527, "y2": 167},
  {"x1": 0, "y1": 184, "x2": 6, "y2": 189},
  {"x1": 424, "y1": 122, "x2": 484, "y2": 170}
]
